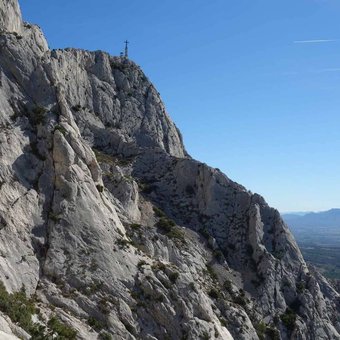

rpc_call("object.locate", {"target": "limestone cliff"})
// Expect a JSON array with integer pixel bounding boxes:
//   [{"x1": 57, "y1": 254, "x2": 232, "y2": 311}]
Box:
[
  {"x1": 0, "y1": 1, "x2": 339, "y2": 339},
  {"x1": 0, "y1": 0, "x2": 22, "y2": 33}
]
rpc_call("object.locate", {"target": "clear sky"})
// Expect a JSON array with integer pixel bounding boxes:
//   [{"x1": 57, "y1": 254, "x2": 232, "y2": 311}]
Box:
[{"x1": 20, "y1": 0, "x2": 340, "y2": 212}]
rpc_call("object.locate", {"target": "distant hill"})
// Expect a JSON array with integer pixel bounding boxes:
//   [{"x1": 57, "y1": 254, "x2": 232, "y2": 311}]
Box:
[
  {"x1": 282, "y1": 209, "x2": 340, "y2": 279},
  {"x1": 283, "y1": 209, "x2": 340, "y2": 229},
  {"x1": 282, "y1": 209, "x2": 340, "y2": 247}
]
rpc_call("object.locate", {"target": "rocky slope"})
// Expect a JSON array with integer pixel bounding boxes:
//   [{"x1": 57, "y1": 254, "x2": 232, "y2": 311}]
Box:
[{"x1": 0, "y1": 1, "x2": 339, "y2": 339}]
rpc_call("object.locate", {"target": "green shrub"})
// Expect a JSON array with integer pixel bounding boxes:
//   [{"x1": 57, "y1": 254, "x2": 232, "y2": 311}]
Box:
[
  {"x1": 99, "y1": 332, "x2": 113, "y2": 340},
  {"x1": 96, "y1": 184, "x2": 104, "y2": 193},
  {"x1": 213, "y1": 250, "x2": 224, "y2": 261},
  {"x1": 296, "y1": 282, "x2": 305, "y2": 294},
  {"x1": 137, "y1": 260, "x2": 147, "y2": 270},
  {"x1": 166, "y1": 228, "x2": 185, "y2": 241},
  {"x1": 223, "y1": 280, "x2": 233, "y2": 293},
  {"x1": 153, "y1": 207, "x2": 166, "y2": 218},
  {"x1": 54, "y1": 125, "x2": 67, "y2": 135},
  {"x1": 0, "y1": 282, "x2": 37, "y2": 333},
  {"x1": 157, "y1": 218, "x2": 174, "y2": 231},
  {"x1": 201, "y1": 331, "x2": 210, "y2": 340},
  {"x1": 233, "y1": 294, "x2": 247, "y2": 307},
  {"x1": 123, "y1": 321, "x2": 135, "y2": 334},
  {"x1": 155, "y1": 212, "x2": 185, "y2": 242},
  {"x1": 280, "y1": 308, "x2": 296, "y2": 331},
  {"x1": 93, "y1": 149, "x2": 115, "y2": 165},
  {"x1": 116, "y1": 238, "x2": 131, "y2": 249},
  {"x1": 189, "y1": 282, "x2": 197, "y2": 292},
  {"x1": 139, "y1": 183, "x2": 155, "y2": 194},
  {"x1": 49, "y1": 212, "x2": 60, "y2": 223},
  {"x1": 255, "y1": 322, "x2": 280, "y2": 340},
  {"x1": 168, "y1": 272, "x2": 179, "y2": 284},
  {"x1": 208, "y1": 288, "x2": 220, "y2": 299},
  {"x1": 72, "y1": 104, "x2": 82, "y2": 112},
  {"x1": 266, "y1": 326, "x2": 280, "y2": 340},
  {"x1": 205, "y1": 264, "x2": 218, "y2": 281},
  {"x1": 48, "y1": 316, "x2": 77, "y2": 339},
  {"x1": 256, "y1": 322, "x2": 266, "y2": 340},
  {"x1": 130, "y1": 223, "x2": 141, "y2": 230},
  {"x1": 31, "y1": 106, "x2": 47, "y2": 125},
  {"x1": 152, "y1": 261, "x2": 166, "y2": 272},
  {"x1": 157, "y1": 218, "x2": 176, "y2": 233},
  {"x1": 88, "y1": 316, "x2": 105, "y2": 331}
]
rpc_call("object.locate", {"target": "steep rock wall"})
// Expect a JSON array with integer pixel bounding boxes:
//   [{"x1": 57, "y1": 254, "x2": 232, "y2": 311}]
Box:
[{"x1": 0, "y1": 1, "x2": 338, "y2": 339}]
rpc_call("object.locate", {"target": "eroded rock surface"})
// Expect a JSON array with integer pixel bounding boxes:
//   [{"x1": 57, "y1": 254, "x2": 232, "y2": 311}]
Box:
[{"x1": 0, "y1": 1, "x2": 339, "y2": 339}]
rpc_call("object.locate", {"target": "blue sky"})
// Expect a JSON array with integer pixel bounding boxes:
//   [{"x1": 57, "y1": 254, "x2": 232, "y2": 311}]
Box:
[{"x1": 20, "y1": 0, "x2": 340, "y2": 212}]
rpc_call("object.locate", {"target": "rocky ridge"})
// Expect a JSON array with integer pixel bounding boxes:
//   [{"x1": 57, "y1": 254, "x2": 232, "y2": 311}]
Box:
[{"x1": 0, "y1": 1, "x2": 339, "y2": 339}]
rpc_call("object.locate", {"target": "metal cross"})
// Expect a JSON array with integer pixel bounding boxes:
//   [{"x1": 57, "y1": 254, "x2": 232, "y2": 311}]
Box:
[{"x1": 124, "y1": 40, "x2": 129, "y2": 58}]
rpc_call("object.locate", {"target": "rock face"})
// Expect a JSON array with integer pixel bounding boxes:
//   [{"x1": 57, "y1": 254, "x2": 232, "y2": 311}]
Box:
[
  {"x1": 0, "y1": 0, "x2": 22, "y2": 33},
  {"x1": 0, "y1": 1, "x2": 339, "y2": 339}
]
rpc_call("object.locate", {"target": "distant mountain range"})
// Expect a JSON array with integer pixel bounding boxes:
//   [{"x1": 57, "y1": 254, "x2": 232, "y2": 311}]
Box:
[
  {"x1": 282, "y1": 209, "x2": 340, "y2": 246},
  {"x1": 282, "y1": 209, "x2": 340, "y2": 279},
  {"x1": 283, "y1": 208, "x2": 340, "y2": 229}
]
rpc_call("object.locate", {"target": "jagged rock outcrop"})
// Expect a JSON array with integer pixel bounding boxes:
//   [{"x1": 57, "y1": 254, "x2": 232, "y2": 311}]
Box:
[
  {"x1": 0, "y1": 1, "x2": 339, "y2": 339},
  {"x1": 0, "y1": 0, "x2": 22, "y2": 33}
]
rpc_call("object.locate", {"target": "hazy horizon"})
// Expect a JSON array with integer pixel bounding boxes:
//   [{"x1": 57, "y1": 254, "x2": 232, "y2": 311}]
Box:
[
  {"x1": 281, "y1": 208, "x2": 340, "y2": 215},
  {"x1": 20, "y1": 0, "x2": 340, "y2": 212}
]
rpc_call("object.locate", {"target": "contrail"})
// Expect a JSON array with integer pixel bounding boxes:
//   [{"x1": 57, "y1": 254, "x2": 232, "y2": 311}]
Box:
[
  {"x1": 313, "y1": 68, "x2": 340, "y2": 73},
  {"x1": 294, "y1": 39, "x2": 337, "y2": 44}
]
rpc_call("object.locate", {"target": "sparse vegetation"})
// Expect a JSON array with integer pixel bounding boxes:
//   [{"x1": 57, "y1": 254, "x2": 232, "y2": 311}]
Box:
[
  {"x1": 153, "y1": 206, "x2": 166, "y2": 218},
  {"x1": 166, "y1": 227, "x2": 186, "y2": 241},
  {"x1": 123, "y1": 321, "x2": 135, "y2": 334},
  {"x1": 205, "y1": 264, "x2": 218, "y2": 281},
  {"x1": 156, "y1": 215, "x2": 186, "y2": 242},
  {"x1": 223, "y1": 279, "x2": 233, "y2": 293},
  {"x1": 31, "y1": 105, "x2": 47, "y2": 125},
  {"x1": 137, "y1": 260, "x2": 147, "y2": 270},
  {"x1": 232, "y1": 294, "x2": 247, "y2": 307},
  {"x1": 296, "y1": 281, "x2": 305, "y2": 293},
  {"x1": 116, "y1": 238, "x2": 131, "y2": 249},
  {"x1": 54, "y1": 124, "x2": 67, "y2": 135},
  {"x1": 256, "y1": 322, "x2": 266, "y2": 340},
  {"x1": 88, "y1": 316, "x2": 105, "y2": 332},
  {"x1": 71, "y1": 104, "x2": 82, "y2": 112},
  {"x1": 0, "y1": 282, "x2": 37, "y2": 333},
  {"x1": 93, "y1": 149, "x2": 116, "y2": 165},
  {"x1": 157, "y1": 218, "x2": 176, "y2": 233},
  {"x1": 255, "y1": 321, "x2": 279, "y2": 340},
  {"x1": 189, "y1": 282, "x2": 197, "y2": 292},
  {"x1": 168, "y1": 272, "x2": 179, "y2": 284},
  {"x1": 99, "y1": 331, "x2": 113, "y2": 340},
  {"x1": 48, "y1": 315, "x2": 78, "y2": 339},
  {"x1": 280, "y1": 308, "x2": 296, "y2": 332},
  {"x1": 49, "y1": 212, "x2": 60, "y2": 223},
  {"x1": 96, "y1": 184, "x2": 104, "y2": 193},
  {"x1": 208, "y1": 288, "x2": 220, "y2": 299},
  {"x1": 213, "y1": 249, "x2": 224, "y2": 261},
  {"x1": 130, "y1": 223, "x2": 141, "y2": 230},
  {"x1": 152, "y1": 261, "x2": 166, "y2": 272},
  {"x1": 201, "y1": 331, "x2": 210, "y2": 340}
]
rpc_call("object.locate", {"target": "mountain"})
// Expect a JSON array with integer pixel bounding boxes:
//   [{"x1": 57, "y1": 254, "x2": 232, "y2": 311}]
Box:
[
  {"x1": 282, "y1": 210, "x2": 340, "y2": 280},
  {"x1": 282, "y1": 209, "x2": 340, "y2": 247},
  {"x1": 0, "y1": 1, "x2": 339, "y2": 339},
  {"x1": 283, "y1": 209, "x2": 340, "y2": 229}
]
